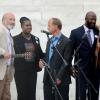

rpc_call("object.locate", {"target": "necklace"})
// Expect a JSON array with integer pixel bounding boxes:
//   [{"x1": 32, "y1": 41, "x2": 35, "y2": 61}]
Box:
[{"x1": 22, "y1": 32, "x2": 31, "y2": 40}]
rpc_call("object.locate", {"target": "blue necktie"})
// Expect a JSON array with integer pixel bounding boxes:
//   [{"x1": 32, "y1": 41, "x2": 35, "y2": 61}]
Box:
[
  {"x1": 87, "y1": 30, "x2": 92, "y2": 47},
  {"x1": 48, "y1": 37, "x2": 58, "y2": 64}
]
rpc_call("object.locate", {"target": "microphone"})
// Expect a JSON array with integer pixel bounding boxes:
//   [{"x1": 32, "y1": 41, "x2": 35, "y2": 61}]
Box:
[{"x1": 41, "y1": 30, "x2": 51, "y2": 35}]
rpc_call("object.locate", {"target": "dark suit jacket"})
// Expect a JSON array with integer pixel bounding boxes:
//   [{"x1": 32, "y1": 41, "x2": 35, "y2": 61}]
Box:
[
  {"x1": 70, "y1": 25, "x2": 99, "y2": 75},
  {"x1": 13, "y1": 33, "x2": 44, "y2": 72},
  {"x1": 43, "y1": 34, "x2": 73, "y2": 84}
]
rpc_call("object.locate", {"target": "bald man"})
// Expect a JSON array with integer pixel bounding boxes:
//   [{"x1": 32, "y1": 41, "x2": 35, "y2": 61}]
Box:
[
  {"x1": 0, "y1": 12, "x2": 15, "y2": 100},
  {"x1": 70, "y1": 11, "x2": 99, "y2": 100}
]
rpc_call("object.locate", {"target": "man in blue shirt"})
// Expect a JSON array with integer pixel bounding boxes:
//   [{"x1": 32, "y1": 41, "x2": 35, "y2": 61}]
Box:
[{"x1": 39, "y1": 18, "x2": 73, "y2": 100}]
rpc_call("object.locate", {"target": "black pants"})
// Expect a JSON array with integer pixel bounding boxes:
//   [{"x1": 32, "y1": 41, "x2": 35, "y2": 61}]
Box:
[
  {"x1": 76, "y1": 69, "x2": 99, "y2": 100},
  {"x1": 14, "y1": 70, "x2": 37, "y2": 100},
  {"x1": 43, "y1": 83, "x2": 69, "y2": 100},
  {"x1": 90, "y1": 68, "x2": 100, "y2": 100},
  {"x1": 76, "y1": 72, "x2": 88, "y2": 100}
]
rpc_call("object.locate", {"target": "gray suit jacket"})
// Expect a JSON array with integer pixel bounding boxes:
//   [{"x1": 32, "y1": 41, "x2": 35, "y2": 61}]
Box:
[{"x1": 0, "y1": 24, "x2": 15, "y2": 81}]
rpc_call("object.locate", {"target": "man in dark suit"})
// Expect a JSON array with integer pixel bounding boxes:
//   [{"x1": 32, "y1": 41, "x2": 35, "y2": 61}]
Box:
[
  {"x1": 39, "y1": 18, "x2": 72, "y2": 100},
  {"x1": 70, "y1": 11, "x2": 99, "y2": 100}
]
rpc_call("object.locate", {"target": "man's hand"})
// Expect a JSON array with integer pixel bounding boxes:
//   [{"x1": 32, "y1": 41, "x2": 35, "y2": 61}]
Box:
[
  {"x1": 56, "y1": 78, "x2": 61, "y2": 85},
  {"x1": 3, "y1": 52, "x2": 11, "y2": 59},
  {"x1": 39, "y1": 59, "x2": 45, "y2": 68}
]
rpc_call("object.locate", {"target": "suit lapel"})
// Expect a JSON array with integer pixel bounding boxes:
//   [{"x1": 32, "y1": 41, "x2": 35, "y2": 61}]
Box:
[
  {"x1": 81, "y1": 26, "x2": 92, "y2": 47},
  {"x1": 56, "y1": 34, "x2": 64, "y2": 49},
  {"x1": 80, "y1": 26, "x2": 85, "y2": 36},
  {"x1": 79, "y1": 26, "x2": 99, "y2": 49}
]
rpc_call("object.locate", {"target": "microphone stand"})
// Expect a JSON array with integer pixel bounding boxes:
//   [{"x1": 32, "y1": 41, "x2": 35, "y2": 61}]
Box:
[
  {"x1": 43, "y1": 33, "x2": 86, "y2": 100},
  {"x1": 51, "y1": 38, "x2": 85, "y2": 100},
  {"x1": 54, "y1": 45, "x2": 84, "y2": 100},
  {"x1": 44, "y1": 33, "x2": 73, "y2": 100},
  {"x1": 47, "y1": 34, "x2": 50, "y2": 40},
  {"x1": 52, "y1": 49, "x2": 69, "y2": 100},
  {"x1": 41, "y1": 59, "x2": 63, "y2": 100},
  {"x1": 72, "y1": 34, "x2": 97, "y2": 100},
  {"x1": 41, "y1": 30, "x2": 51, "y2": 40},
  {"x1": 41, "y1": 33, "x2": 63, "y2": 100}
]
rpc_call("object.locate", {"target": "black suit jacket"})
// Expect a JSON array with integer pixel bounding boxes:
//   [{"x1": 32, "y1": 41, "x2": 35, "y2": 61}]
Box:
[
  {"x1": 70, "y1": 25, "x2": 99, "y2": 75},
  {"x1": 43, "y1": 34, "x2": 73, "y2": 84}
]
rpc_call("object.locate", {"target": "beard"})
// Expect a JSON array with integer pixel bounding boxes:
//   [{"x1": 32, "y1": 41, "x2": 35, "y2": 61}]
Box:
[
  {"x1": 86, "y1": 22, "x2": 96, "y2": 29},
  {"x1": 7, "y1": 25, "x2": 15, "y2": 30}
]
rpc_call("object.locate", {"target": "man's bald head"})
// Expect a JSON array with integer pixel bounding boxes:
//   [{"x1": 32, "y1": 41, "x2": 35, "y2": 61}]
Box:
[
  {"x1": 85, "y1": 11, "x2": 97, "y2": 29},
  {"x1": 2, "y1": 12, "x2": 15, "y2": 30},
  {"x1": 85, "y1": 11, "x2": 96, "y2": 19}
]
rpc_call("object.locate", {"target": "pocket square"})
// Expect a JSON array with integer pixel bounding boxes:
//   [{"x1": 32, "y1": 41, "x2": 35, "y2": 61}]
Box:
[{"x1": 95, "y1": 35, "x2": 98, "y2": 38}]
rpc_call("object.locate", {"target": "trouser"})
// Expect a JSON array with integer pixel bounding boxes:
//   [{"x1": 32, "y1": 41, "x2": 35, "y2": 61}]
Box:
[
  {"x1": 14, "y1": 70, "x2": 37, "y2": 100},
  {"x1": 75, "y1": 69, "x2": 99, "y2": 100},
  {"x1": 76, "y1": 72, "x2": 88, "y2": 100},
  {"x1": 43, "y1": 83, "x2": 69, "y2": 100},
  {"x1": 90, "y1": 68, "x2": 100, "y2": 100},
  {"x1": 0, "y1": 68, "x2": 11, "y2": 100}
]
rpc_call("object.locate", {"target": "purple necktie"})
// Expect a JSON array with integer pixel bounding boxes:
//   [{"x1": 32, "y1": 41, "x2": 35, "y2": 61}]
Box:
[{"x1": 87, "y1": 30, "x2": 92, "y2": 47}]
